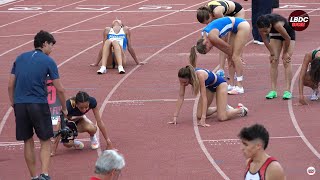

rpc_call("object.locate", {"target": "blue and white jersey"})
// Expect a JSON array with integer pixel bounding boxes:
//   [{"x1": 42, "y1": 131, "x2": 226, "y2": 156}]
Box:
[
  {"x1": 203, "y1": 17, "x2": 233, "y2": 38},
  {"x1": 195, "y1": 68, "x2": 216, "y2": 87},
  {"x1": 107, "y1": 27, "x2": 128, "y2": 50}
]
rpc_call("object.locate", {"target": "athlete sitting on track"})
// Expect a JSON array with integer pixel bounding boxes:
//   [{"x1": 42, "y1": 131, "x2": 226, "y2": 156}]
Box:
[
  {"x1": 51, "y1": 91, "x2": 113, "y2": 155},
  {"x1": 298, "y1": 49, "x2": 320, "y2": 105},
  {"x1": 239, "y1": 124, "x2": 286, "y2": 180},
  {"x1": 169, "y1": 63, "x2": 248, "y2": 127},
  {"x1": 91, "y1": 19, "x2": 143, "y2": 74},
  {"x1": 190, "y1": 16, "x2": 250, "y2": 95},
  {"x1": 257, "y1": 14, "x2": 295, "y2": 100}
]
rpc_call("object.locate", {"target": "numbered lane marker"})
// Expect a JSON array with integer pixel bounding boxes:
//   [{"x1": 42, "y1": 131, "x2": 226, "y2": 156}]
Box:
[
  {"x1": 139, "y1": 5, "x2": 172, "y2": 10},
  {"x1": 75, "y1": 6, "x2": 111, "y2": 11},
  {"x1": 280, "y1": 5, "x2": 306, "y2": 9},
  {"x1": 8, "y1": 6, "x2": 42, "y2": 10}
]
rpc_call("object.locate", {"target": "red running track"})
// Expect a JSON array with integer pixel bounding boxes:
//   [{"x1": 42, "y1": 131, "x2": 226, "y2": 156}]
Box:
[{"x1": 0, "y1": 0, "x2": 319, "y2": 179}]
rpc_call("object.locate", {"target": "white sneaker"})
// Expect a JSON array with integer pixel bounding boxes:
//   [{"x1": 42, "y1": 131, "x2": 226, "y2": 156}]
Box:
[
  {"x1": 253, "y1": 40, "x2": 264, "y2": 45},
  {"x1": 97, "y1": 66, "x2": 107, "y2": 74},
  {"x1": 118, "y1": 65, "x2": 125, "y2": 74},
  {"x1": 228, "y1": 86, "x2": 244, "y2": 95},
  {"x1": 310, "y1": 90, "x2": 319, "y2": 101},
  {"x1": 227, "y1": 85, "x2": 235, "y2": 91},
  {"x1": 237, "y1": 103, "x2": 248, "y2": 117},
  {"x1": 90, "y1": 135, "x2": 100, "y2": 150},
  {"x1": 73, "y1": 140, "x2": 84, "y2": 150}
]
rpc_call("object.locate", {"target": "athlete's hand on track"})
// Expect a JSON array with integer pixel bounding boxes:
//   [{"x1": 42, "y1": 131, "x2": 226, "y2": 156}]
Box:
[
  {"x1": 296, "y1": 96, "x2": 308, "y2": 106},
  {"x1": 198, "y1": 118, "x2": 210, "y2": 127}
]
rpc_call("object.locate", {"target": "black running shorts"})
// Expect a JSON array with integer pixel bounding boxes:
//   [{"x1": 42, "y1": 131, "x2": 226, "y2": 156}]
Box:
[{"x1": 14, "y1": 103, "x2": 53, "y2": 141}]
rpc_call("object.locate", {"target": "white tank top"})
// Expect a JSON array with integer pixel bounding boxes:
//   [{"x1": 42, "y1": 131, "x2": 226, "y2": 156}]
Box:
[
  {"x1": 107, "y1": 27, "x2": 127, "y2": 50},
  {"x1": 244, "y1": 157, "x2": 276, "y2": 180}
]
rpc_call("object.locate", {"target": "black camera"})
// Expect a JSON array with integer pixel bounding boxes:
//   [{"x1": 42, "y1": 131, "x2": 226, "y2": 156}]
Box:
[{"x1": 53, "y1": 113, "x2": 78, "y2": 143}]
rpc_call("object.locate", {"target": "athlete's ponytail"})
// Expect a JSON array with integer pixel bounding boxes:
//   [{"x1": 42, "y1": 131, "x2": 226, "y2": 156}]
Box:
[
  {"x1": 189, "y1": 46, "x2": 197, "y2": 68},
  {"x1": 189, "y1": 38, "x2": 207, "y2": 68}
]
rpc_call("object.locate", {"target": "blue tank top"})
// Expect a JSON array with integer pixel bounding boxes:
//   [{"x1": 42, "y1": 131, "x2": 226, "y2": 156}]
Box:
[
  {"x1": 203, "y1": 17, "x2": 233, "y2": 38},
  {"x1": 195, "y1": 68, "x2": 216, "y2": 86}
]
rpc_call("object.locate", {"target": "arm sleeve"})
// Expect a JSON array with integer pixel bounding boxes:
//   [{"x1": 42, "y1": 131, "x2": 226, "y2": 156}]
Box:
[
  {"x1": 48, "y1": 59, "x2": 60, "y2": 80},
  {"x1": 89, "y1": 97, "x2": 98, "y2": 109}
]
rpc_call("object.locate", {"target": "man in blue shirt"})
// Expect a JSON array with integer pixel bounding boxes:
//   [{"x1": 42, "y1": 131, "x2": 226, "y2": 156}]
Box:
[{"x1": 8, "y1": 30, "x2": 68, "y2": 180}]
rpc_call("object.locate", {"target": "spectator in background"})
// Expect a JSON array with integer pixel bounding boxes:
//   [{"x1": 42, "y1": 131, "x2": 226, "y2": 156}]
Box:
[
  {"x1": 244, "y1": 0, "x2": 273, "y2": 45},
  {"x1": 90, "y1": 150, "x2": 125, "y2": 180}
]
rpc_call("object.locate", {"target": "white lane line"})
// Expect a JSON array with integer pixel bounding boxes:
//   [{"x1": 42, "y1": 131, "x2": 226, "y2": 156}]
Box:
[
  {"x1": 288, "y1": 66, "x2": 320, "y2": 159},
  {"x1": 0, "y1": 8, "x2": 319, "y2": 13},
  {"x1": 0, "y1": 0, "x2": 149, "y2": 135},
  {"x1": 0, "y1": 0, "x2": 23, "y2": 7},
  {"x1": 192, "y1": 66, "x2": 231, "y2": 180},
  {"x1": 13, "y1": 4, "x2": 56, "y2": 6},
  {"x1": 0, "y1": 107, "x2": 12, "y2": 137},
  {"x1": 95, "y1": 0, "x2": 213, "y2": 156},
  {"x1": 0, "y1": 138, "x2": 90, "y2": 147},
  {"x1": 202, "y1": 135, "x2": 303, "y2": 142},
  {"x1": 0, "y1": 22, "x2": 198, "y2": 38},
  {"x1": 107, "y1": 98, "x2": 196, "y2": 103},
  {"x1": 0, "y1": 0, "x2": 87, "y2": 28},
  {"x1": 0, "y1": 0, "x2": 148, "y2": 57},
  {"x1": 192, "y1": 40, "x2": 253, "y2": 180}
]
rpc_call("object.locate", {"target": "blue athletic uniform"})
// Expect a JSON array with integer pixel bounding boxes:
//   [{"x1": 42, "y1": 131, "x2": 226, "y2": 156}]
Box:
[
  {"x1": 195, "y1": 68, "x2": 226, "y2": 92},
  {"x1": 203, "y1": 17, "x2": 246, "y2": 37},
  {"x1": 107, "y1": 27, "x2": 128, "y2": 50}
]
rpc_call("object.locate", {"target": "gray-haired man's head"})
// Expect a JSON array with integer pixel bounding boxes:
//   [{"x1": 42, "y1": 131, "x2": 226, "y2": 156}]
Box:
[{"x1": 95, "y1": 150, "x2": 125, "y2": 175}]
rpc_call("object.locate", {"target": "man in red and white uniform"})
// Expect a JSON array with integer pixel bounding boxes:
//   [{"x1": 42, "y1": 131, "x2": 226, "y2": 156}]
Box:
[{"x1": 238, "y1": 124, "x2": 286, "y2": 180}]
